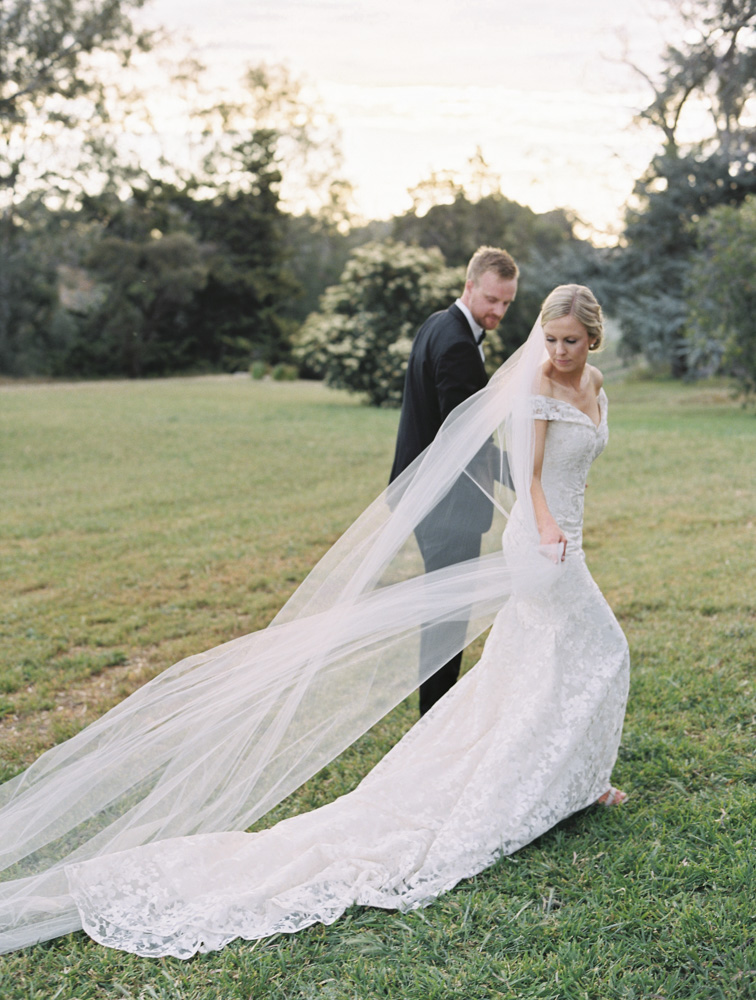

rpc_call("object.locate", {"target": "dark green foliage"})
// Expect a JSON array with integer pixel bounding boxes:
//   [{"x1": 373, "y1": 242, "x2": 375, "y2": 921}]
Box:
[
  {"x1": 393, "y1": 193, "x2": 573, "y2": 267},
  {"x1": 184, "y1": 136, "x2": 300, "y2": 370},
  {"x1": 685, "y1": 196, "x2": 756, "y2": 393},
  {"x1": 614, "y1": 151, "x2": 755, "y2": 375},
  {"x1": 0, "y1": 210, "x2": 59, "y2": 375},
  {"x1": 81, "y1": 230, "x2": 208, "y2": 377},
  {"x1": 1, "y1": 137, "x2": 300, "y2": 377},
  {"x1": 271, "y1": 363, "x2": 298, "y2": 381},
  {"x1": 0, "y1": 13, "x2": 333, "y2": 379},
  {"x1": 281, "y1": 213, "x2": 392, "y2": 327},
  {"x1": 393, "y1": 193, "x2": 578, "y2": 359},
  {"x1": 0, "y1": 0, "x2": 154, "y2": 374},
  {"x1": 613, "y1": 0, "x2": 756, "y2": 374}
]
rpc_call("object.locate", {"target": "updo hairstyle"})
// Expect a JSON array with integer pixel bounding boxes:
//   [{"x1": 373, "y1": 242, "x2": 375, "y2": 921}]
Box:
[{"x1": 541, "y1": 284, "x2": 604, "y2": 351}]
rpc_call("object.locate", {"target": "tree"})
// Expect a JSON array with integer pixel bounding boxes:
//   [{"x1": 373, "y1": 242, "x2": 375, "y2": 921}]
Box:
[
  {"x1": 629, "y1": 0, "x2": 756, "y2": 163},
  {"x1": 393, "y1": 192, "x2": 574, "y2": 275},
  {"x1": 150, "y1": 63, "x2": 348, "y2": 369},
  {"x1": 179, "y1": 128, "x2": 299, "y2": 370},
  {"x1": 79, "y1": 230, "x2": 208, "y2": 378},
  {"x1": 67, "y1": 131, "x2": 297, "y2": 376},
  {"x1": 393, "y1": 189, "x2": 584, "y2": 363},
  {"x1": 0, "y1": 0, "x2": 154, "y2": 212},
  {"x1": 0, "y1": 0, "x2": 154, "y2": 373},
  {"x1": 294, "y1": 242, "x2": 463, "y2": 407},
  {"x1": 615, "y1": 150, "x2": 754, "y2": 371},
  {"x1": 0, "y1": 203, "x2": 59, "y2": 374},
  {"x1": 0, "y1": 2, "x2": 151, "y2": 118},
  {"x1": 281, "y1": 212, "x2": 391, "y2": 327},
  {"x1": 615, "y1": 0, "x2": 756, "y2": 373},
  {"x1": 0, "y1": 55, "x2": 347, "y2": 376},
  {"x1": 685, "y1": 196, "x2": 756, "y2": 393}
]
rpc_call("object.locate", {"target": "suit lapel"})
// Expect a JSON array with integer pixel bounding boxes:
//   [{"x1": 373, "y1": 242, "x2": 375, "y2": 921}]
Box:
[{"x1": 448, "y1": 303, "x2": 479, "y2": 347}]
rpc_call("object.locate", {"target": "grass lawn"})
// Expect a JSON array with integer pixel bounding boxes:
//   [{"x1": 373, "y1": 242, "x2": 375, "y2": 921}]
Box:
[{"x1": 0, "y1": 373, "x2": 754, "y2": 999}]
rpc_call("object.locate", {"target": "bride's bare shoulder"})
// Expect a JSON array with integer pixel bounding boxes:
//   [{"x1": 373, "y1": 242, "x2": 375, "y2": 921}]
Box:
[{"x1": 588, "y1": 364, "x2": 604, "y2": 392}]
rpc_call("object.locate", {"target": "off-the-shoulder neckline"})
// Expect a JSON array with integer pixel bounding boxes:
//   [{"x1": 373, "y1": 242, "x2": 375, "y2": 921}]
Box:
[{"x1": 532, "y1": 387, "x2": 606, "y2": 429}]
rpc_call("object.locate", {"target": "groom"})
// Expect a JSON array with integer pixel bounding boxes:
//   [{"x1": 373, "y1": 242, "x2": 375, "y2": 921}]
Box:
[{"x1": 390, "y1": 245, "x2": 519, "y2": 715}]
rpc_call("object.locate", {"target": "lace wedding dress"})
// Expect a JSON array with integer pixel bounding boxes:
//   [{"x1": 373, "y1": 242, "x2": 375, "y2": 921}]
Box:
[{"x1": 65, "y1": 389, "x2": 630, "y2": 959}]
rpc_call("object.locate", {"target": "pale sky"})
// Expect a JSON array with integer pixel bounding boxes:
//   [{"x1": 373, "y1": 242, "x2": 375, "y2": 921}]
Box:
[{"x1": 143, "y1": 0, "x2": 675, "y2": 240}]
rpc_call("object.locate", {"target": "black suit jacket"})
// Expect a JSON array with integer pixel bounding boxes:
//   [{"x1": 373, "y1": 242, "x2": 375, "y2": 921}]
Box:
[
  {"x1": 390, "y1": 304, "x2": 487, "y2": 480},
  {"x1": 390, "y1": 304, "x2": 494, "y2": 534}
]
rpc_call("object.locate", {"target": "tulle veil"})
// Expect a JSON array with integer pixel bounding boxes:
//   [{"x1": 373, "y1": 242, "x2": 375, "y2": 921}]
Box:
[{"x1": 0, "y1": 317, "x2": 558, "y2": 954}]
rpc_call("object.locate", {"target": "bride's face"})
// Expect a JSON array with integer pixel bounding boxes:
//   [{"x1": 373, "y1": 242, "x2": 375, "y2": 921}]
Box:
[{"x1": 543, "y1": 315, "x2": 594, "y2": 375}]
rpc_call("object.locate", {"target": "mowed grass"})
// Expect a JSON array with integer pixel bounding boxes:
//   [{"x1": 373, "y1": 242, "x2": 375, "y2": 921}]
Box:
[
  {"x1": 0, "y1": 373, "x2": 754, "y2": 999},
  {"x1": 0, "y1": 376, "x2": 399, "y2": 769}
]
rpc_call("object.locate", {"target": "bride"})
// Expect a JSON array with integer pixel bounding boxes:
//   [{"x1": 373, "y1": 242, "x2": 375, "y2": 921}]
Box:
[{"x1": 0, "y1": 284, "x2": 629, "y2": 958}]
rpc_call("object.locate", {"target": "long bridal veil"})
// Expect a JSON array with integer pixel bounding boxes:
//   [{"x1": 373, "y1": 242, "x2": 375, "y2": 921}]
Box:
[{"x1": 0, "y1": 318, "x2": 558, "y2": 954}]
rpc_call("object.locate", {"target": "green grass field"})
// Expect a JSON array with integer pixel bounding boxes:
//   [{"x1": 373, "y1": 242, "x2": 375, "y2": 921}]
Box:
[{"x1": 0, "y1": 373, "x2": 754, "y2": 999}]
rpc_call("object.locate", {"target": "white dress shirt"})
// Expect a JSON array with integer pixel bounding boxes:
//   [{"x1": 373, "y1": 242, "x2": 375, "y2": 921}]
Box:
[{"x1": 454, "y1": 299, "x2": 485, "y2": 361}]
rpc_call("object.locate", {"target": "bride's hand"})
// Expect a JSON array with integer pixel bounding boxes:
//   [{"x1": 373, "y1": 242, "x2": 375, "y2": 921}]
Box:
[{"x1": 539, "y1": 522, "x2": 567, "y2": 561}]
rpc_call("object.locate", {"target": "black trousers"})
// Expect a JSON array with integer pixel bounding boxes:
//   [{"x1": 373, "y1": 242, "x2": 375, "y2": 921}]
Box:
[{"x1": 415, "y1": 524, "x2": 483, "y2": 716}]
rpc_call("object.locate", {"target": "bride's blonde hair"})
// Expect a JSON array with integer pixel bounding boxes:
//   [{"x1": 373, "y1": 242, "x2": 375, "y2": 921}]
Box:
[{"x1": 541, "y1": 284, "x2": 604, "y2": 351}]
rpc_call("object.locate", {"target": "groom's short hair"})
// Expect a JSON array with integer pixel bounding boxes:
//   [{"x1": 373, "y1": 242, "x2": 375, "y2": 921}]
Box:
[{"x1": 466, "y1": 246, "x2": 518, "y2": 284}]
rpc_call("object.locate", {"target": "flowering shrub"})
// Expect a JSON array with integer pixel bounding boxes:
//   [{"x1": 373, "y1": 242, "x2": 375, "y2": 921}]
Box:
[{"x1": 294, "y1": 241, "x2": 464, "y2": 406}]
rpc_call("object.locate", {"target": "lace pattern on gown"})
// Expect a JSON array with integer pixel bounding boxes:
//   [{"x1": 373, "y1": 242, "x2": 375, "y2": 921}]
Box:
[{"x1": 66, "y1": 388, "x2": 629, "y2": 959}]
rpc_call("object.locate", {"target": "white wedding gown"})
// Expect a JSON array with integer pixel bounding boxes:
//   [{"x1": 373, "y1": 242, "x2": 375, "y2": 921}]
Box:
[{"x1": 66, "y1": 390, "x2": 630, "y2": 958}]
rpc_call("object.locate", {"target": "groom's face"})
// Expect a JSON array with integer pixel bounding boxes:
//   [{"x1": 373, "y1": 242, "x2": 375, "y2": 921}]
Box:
[{"x1": 463, "y1": 271, "x2": 518, "y2": 330}]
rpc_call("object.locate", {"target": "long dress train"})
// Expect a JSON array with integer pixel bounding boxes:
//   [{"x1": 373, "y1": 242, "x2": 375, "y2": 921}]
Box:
[{"x1": 65, "y1": 389, "x2": 630, "y2": 958}]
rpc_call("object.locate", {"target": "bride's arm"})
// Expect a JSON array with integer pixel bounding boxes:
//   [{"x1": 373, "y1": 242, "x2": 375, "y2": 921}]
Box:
[{"x1": 530, "y1": 418, "x2": 567, "y2": 559}]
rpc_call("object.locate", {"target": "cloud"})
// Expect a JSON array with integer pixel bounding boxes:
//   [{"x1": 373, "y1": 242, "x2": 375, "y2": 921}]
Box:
[{"x1": 144, "y1": 0, "x2": 666, "y2": 232}]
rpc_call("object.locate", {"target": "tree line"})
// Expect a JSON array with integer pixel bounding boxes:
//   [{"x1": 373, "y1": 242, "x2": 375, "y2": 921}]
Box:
[{"x1": 1, "y1": 0, "x2": 754, "y2": 397}]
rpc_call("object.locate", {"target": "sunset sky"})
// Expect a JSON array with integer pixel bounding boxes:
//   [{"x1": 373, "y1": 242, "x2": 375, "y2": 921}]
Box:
[{"x1": 144, "y1": 0, "x2": 675, "y2": 240}]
